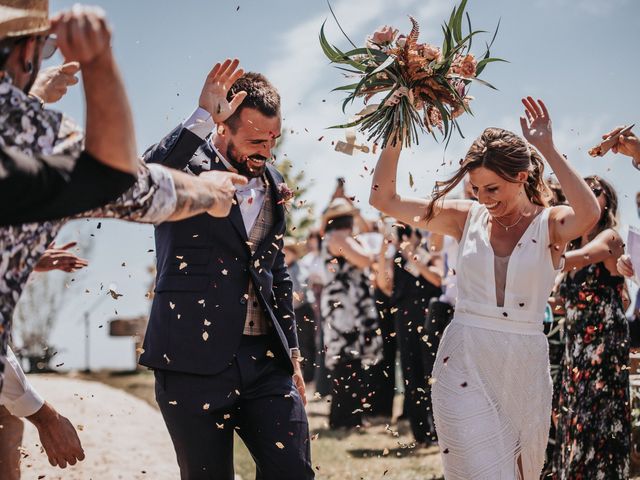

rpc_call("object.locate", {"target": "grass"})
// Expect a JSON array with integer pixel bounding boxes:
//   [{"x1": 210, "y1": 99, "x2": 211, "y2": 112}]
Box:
[{"x1": 82, "y1": 370, "x2": 444, "y2": 480}]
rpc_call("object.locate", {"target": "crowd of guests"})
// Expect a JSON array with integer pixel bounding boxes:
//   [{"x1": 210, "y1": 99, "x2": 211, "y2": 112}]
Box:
[{"x1": 286, "y1": 136, "x2": 640, "y2": 477}]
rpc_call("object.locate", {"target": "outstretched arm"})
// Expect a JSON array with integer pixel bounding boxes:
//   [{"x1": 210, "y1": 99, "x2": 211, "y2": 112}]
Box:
[
  {"x1": 52, "y1": 6, "x2": 137, "y2": 174},
  {"x1": 144, "y1": 59, "x2": 247, "y2": 169},
  {"x1": 604, "y1": 126, "x2": 640, "y2": 168},
  {"x1": 33, "y1": 242, "x2": 89, "y2": 273},
  {"x1": 327, "y1": 232, "x2": 375, "y2": 270},
  {"x1": 562, "y1": 229, "x2": 624, "y2": 273},
  {"x1": 519, "y1": 97, "x2": 600, "y2": 245},
  {"x1": 1, "y1": 348, "x2": 84, "y2": 469},
  {"x1": 369, "y1": 142, "x2": 471, "y2": 240}
]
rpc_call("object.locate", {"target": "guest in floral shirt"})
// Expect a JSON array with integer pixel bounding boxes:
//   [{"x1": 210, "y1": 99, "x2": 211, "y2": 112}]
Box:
[{"x1": 0, "y1": 3, "x2": 141, "y2": 222}]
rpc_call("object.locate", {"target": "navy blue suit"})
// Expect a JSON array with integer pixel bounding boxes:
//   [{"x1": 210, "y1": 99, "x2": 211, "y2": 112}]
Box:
[{"x1": 140, "y1": 125, "x2": 313, "y2": 479}]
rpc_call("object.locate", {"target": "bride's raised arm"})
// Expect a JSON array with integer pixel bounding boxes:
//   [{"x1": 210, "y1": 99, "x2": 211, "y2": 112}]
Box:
[{"x1": 369, "y1": 142, "x2": 471, "y2": 241}]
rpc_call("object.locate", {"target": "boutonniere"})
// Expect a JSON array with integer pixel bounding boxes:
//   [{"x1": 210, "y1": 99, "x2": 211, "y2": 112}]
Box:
[{"x1": 277, "y1": 182, "x2": 295, "y2": 210}]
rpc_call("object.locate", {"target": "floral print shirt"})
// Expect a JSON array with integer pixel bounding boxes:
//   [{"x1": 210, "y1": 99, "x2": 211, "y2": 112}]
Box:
[{"x1": 0, "y1": 76, "x2": 176, "y2": 390}]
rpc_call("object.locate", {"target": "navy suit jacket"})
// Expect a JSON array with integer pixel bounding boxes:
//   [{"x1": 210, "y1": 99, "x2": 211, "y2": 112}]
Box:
[{"x1": 139, "y1": 125, "x2": 298, "y2": 375}]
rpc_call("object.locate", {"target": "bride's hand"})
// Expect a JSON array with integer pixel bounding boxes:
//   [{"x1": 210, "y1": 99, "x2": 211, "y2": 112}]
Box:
[{"x1": 520, "y1": 97, "x2": 554, "y2": 153}]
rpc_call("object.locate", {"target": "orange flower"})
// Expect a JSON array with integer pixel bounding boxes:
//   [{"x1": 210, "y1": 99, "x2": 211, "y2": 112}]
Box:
[{"x1": 459, "y1": 54, "x2": 477, "y2": 78}]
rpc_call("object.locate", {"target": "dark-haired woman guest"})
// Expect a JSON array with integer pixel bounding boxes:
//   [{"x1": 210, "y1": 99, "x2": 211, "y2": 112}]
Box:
[
  {"x1": 552, "y1": 176, "x2": 630, "y2": 479},
  {"x1": 321, "y1": 199, "x2": 383, "y2": 428}
]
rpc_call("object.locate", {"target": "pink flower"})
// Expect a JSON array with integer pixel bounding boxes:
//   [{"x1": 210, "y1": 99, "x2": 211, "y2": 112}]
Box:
[
  {"x1": 396, "y1": 34, "x2": 407, "y2": 48},
  {"x1": 421, "y1": 44, "x2": 442, "y2": 61},
  {"x1": 367, "y1": 25, "x2": 398, "y2": 47},
  {"x1": 277, "y1": 182, "x2": 295, "y2": 209}
]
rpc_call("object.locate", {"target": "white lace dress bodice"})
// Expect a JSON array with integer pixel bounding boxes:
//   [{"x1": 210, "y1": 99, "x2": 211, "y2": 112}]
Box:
[{"x1": 431, "y1": 202, "x2": 561, "y2": 480}]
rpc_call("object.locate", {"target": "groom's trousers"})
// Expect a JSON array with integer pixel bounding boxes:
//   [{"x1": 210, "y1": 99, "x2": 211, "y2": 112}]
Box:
[{"x1": 155, "y1": 334, "x2": 314, "y2": 480}]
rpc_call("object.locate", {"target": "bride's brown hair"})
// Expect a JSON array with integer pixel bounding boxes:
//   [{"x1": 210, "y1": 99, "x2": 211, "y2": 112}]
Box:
[{"x1": 425, "y1": 127, "x2": 551, "y2": 221}]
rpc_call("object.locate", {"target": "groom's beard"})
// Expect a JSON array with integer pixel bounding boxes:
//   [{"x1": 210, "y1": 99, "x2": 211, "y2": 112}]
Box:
[{"x1": 226, "y1": 140, "x2": 267, "y2": 178}]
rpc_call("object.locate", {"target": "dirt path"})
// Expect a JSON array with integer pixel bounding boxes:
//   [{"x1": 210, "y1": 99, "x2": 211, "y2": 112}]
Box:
[{"x1": 20, "y1": 375, "x2": 181, "y2": 480}]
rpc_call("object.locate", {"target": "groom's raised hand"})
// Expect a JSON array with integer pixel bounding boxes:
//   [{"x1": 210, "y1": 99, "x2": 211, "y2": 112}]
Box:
[{"x1": 199, "y1": 58, "x2": 248, "y2": 124}]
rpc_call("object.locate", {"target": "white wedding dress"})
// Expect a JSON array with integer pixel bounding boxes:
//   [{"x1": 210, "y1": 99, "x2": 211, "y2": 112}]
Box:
[{"x1": 431, "y1": 202, "x2": 562, "y2": 480}]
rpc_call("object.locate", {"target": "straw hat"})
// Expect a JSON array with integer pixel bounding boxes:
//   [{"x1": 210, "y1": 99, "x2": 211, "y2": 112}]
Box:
[
  {"x1": 322, "y1": 197, "x2": 359, "y2": 224},
  {"x1": 0, "y1": 0, "x2": 49, "y2": 40}
]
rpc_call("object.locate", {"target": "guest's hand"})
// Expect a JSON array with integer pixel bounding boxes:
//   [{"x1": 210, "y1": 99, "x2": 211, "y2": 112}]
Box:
[
  {"x1": 34, "y1": 242, "x2": 89, "y2": 272},
  {"x1": 606, "y1": 126, "x2": 640, "y2": 162},
  {"x1": 293, "y1": 360, "x2": 307, "y2": 406},
  {"x1": 30, "y1": 62, "x2": 80, "y2": 104},
  {"x1": 50, "y1": 6, "x2": 113, "y2": 66},
  {"x1": 199, "y1": 170, "x2": 248, "y2": 217},
  {"x1": 26, "y1": 402, "x2": 85, "y2": 468},
  {"x1": 617, "y1": 254, "x2": 635, "y2": 278},
  {"x1": 520, "y1": 97, "x2": 554, "y2": 154},
  {"x1": 199, "y1": 59, "x2": 248, "y2": 123}
]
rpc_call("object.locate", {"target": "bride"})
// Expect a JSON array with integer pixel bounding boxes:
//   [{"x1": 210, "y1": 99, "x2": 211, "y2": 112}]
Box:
[{"x1": 369, "y1": 97, "x2": 600, "y2": 479}]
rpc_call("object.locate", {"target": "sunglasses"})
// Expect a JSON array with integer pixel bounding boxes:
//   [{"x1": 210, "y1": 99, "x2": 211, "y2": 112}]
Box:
[
  {"x1": 41, "y1": 34, "x2": 57, "y2": 60},
  {"x1": 590, "y1": 186, "x2": 603, "y2": 197}
]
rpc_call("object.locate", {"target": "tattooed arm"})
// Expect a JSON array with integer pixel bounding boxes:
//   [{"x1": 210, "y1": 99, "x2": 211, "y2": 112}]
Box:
[
  {"x1": 167, "y1": 169, "x2": 246, "y2": 221},
  {"x1": 73, "y1": 162, "x2": 246, "y2": 224}
]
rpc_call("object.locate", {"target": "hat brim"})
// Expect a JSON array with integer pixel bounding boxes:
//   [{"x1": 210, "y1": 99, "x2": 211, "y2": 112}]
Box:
[{"x1": 0, "y1": 6, "x2": 49, "y2": 39}]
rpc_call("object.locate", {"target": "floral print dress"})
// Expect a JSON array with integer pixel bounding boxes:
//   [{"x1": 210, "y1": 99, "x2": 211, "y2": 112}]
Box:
[{"x1": 553, "y1": 262, "x2": 630, "y2": 479}]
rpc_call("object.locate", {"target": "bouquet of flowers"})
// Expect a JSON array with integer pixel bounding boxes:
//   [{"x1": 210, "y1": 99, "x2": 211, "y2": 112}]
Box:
[{"x1": 320, "y1": 0, "x2": 504, "y2": 148}]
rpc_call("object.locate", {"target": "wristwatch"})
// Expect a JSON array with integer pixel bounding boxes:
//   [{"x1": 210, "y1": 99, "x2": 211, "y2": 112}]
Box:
[{"x1": 290, "y1": 348, "x2": 301, "y2": 360}]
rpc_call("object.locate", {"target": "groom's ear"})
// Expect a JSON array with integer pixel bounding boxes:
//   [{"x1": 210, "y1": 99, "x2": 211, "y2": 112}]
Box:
[{"x1": 217, "y1": 124, "x2": 226, "y2": 136}]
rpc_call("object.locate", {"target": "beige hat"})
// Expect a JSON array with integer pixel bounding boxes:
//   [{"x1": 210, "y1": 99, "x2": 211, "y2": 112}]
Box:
[
  {"x1": 322, "y1": 197, "x2": 359, "y2": 225},
  {"x1": 0, "y1": 0, "x2": 49, "y2": 40}
]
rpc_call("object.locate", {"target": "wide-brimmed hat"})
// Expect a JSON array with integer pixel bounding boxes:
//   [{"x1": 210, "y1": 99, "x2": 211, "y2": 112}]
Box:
[
  {"x1": 322, "y1": 197, "x2": 359, "y2": 225},
  {"x1": 0, "y1": 0, "x2": 49, "y2": 40}
]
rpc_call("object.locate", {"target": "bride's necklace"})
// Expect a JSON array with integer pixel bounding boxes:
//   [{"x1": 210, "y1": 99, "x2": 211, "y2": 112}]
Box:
[
  {"x1": 492, "y1": 206, "x2": 540, "y2": 231},
  {"x1": 493, "y1": 213, "x2": 523, "y2": 231}
]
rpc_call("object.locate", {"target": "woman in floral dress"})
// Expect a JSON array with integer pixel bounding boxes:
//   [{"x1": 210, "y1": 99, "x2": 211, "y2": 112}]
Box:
[{"x1": 553, "y1": 176, "x2": 630, "y2": 479}]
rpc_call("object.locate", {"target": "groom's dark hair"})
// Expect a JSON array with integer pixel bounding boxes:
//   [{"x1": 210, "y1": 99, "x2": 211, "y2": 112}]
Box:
[{"x1": 225, "y1": 72, "x2": 280, "y2": 132}]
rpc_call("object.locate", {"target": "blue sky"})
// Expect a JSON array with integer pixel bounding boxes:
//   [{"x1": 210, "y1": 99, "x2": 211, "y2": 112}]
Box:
[{"x1": 16, "y1": 0, "x2": 639, "y2": 370}]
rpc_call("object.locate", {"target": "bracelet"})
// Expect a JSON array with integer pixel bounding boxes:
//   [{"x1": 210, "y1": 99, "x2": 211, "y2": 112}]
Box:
[{"x1": 28, "y1": 93, "x2": 45, "y2": 107}]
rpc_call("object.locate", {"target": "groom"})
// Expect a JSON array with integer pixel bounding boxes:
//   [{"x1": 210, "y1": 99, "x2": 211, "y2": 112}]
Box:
[{"x1": 140, "y1": 59, "x2": 314, "y2": 480}]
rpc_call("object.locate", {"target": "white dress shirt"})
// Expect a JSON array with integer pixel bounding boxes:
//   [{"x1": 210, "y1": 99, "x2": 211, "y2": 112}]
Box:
[
  {"x1": 182, "y1": 107, "x2": 266, "y2": 233},
  {"x1": 0, "y1": 347, "x2": 44, "y2": 417}
]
